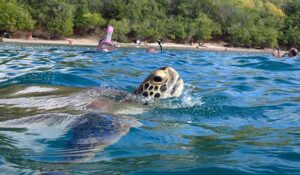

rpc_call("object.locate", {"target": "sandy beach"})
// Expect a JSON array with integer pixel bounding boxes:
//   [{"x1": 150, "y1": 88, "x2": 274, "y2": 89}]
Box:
[{"x1": 1, "y1": 37, "x2": 272, "y2": 53}]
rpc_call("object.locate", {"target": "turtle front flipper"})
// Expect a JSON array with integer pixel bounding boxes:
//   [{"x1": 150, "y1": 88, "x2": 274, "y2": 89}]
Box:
[{"x1": 0, "y1": 112, "x2": 141, "y2": 162}]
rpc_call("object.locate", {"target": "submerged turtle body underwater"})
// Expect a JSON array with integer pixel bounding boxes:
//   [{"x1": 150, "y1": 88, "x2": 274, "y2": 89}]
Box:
[
  {"x1": 0, "y1": 67, "x2": 184, "y2": 162},
  {"x1": 0, "y1": 112, "x2": 141, "y2": 162}
]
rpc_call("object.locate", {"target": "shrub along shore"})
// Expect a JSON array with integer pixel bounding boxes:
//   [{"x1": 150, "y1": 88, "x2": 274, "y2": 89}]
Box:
[{"x1": 0, "y1": 0, "x2": 299, "y2": 50}]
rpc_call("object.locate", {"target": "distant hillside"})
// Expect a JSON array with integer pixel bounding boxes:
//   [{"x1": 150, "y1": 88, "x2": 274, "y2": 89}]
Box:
[{"x1": 0, "y1": 0, "x2": 299, "y2": 49}]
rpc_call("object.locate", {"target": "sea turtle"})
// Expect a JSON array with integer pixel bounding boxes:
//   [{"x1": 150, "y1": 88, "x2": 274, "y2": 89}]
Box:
[
  {"x1": 0, "y1": 112, "x2": 141, "y2": 162},
  {"x1": 0, "y1": 66, "x2": 184, "y2": 162},
  {"x1": 134, "y1": 66, "x2": 184, "y2": 99}
]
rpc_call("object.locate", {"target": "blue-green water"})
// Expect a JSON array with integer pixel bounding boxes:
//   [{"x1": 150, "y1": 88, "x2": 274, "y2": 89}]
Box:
[{"x1": 0, "y1": 44, "x2": 299, "y2": 175}]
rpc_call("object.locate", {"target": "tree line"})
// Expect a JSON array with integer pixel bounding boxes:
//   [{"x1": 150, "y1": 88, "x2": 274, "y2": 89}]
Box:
[{"x1": 0, "y1": 0, "x2": 299, "y2": 49}]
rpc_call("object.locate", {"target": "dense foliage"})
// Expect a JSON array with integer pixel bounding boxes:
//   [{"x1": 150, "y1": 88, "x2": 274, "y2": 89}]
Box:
[
  {"x1": 0, "y1": 0, "x2": 34, "y2": 32},
  {"x1": 0, "y1": 0, "x2": 299, "y2": 48}
]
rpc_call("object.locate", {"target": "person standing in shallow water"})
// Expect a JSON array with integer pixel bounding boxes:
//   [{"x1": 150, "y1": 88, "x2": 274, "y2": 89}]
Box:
[{"x1": 272, "y1": 48, "x2": 298, "y2": 58}]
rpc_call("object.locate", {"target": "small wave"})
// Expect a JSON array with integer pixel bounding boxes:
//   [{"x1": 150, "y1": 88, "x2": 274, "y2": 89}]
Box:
[
  {"x1": 0, "y1": 72, "x2": 99, "y2": 88},
  {"x1": 232, "y1": 57, "x2": 300, "y2": 71}
]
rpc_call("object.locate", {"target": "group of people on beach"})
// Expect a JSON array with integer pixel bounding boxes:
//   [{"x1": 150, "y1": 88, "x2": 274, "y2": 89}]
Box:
[
  {"x1": 146, "y1": 41, "x2": 298, "y2": 59},
  {"x1": 98, "y1": 25, "x2": 298, "y2": 58}
]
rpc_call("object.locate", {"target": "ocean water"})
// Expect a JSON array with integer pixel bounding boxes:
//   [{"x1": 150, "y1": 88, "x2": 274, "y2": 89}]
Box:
[{"x1": 0, "y1": 43, "x2": 299, "y2": 175}]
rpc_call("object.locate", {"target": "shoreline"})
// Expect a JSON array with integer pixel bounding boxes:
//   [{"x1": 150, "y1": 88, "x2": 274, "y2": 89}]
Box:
[{"x1": 1, "y1": 38, "x2": 272, "y2": 53}]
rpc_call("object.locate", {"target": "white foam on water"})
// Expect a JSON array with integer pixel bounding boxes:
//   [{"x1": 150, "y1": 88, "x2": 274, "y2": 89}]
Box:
[
  {"x1": 181, "y1": 88, "x2": 204, "y2": 107},
  {"x1": 13, "y1": 86, "x2": 58, "y2": 95},
  {"x1": 114, "y1": 106, "x2": 148, "y2": 115},
  {"x1": 158, "y1": 84, "x2": 204, "y2": 109}
]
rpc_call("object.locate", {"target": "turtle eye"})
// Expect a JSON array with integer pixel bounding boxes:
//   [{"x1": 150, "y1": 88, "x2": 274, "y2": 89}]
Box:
[{"x1": 153, "y1": 76, "x2": 162, "y2": 82}]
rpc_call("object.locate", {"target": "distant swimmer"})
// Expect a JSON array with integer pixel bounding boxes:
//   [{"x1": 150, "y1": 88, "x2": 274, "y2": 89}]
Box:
[
  {"x1": 146, "y1": 40, "x2": 163, "y2": 53},
  {"x1": 272, "y1": 48, "x2": 298, "y2": 58},
  {"x1": 97, "y1": 25, "x2": 116, "y2": 52},
  {"x1": 287, "y1": 48, "x2": 298, "y2": 57}
]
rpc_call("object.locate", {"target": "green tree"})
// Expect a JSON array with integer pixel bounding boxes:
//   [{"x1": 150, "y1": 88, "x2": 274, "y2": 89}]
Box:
[
  {"x1": 165, "y1": 18, "x2": 186, "y2": 42},
  {"x1": 191, "y1": 13, "x2": 214, "y2": 43},
  {"x1": 109, "y1": 19, "x2": 130, "y2": 42},
  {"x1": 280, "y1": 0, "x2": 300, "y2": 48},
  {"x1": 0, "y1": 1, "x2": 35, "y2": 32},
  {"x1": 75, "y1": 10, "x2": 105, "y2": 34},
  {"x1": 27, "y1": 0, "x2": 75, "y2": 38},
  {"x1": 82, "y1": 13, "x2": 105, "y2": 28},
  {"x1": 46, "y1": 2, "x2": 75, "y2": 37},
  {"x1": 251, "y1": 26, "x2": 278, "y2": 48},
  {"x1": 126, "y1": 0, "x2": 167, "y2": 41},
  {"x1": 227, "y1": 24, "x2": 278, "y2": 48},
  {"x1": 227, "y1": 24, "x2": 253, "y2": 47},
  {"x1": 101, "y1": 0, "x2": 126, "y2": 20}
]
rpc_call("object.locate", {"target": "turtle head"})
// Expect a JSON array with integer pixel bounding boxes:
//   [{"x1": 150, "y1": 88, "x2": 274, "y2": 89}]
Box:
[{"x1": 134, "y1": 67, "x2": 184, "y2": 99}]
